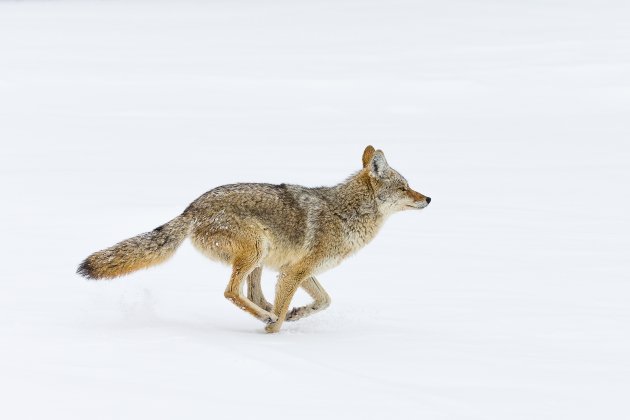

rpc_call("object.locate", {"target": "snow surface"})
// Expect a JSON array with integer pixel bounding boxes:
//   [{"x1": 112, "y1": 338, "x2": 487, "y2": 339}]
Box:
[{"x1": 1, "y1": 1, "x2": 629, "y2": 419}]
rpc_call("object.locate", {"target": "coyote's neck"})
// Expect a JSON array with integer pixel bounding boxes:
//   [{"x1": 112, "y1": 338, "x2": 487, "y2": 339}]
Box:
[{"x1": 327, "y1": 172, "x2": 384, "y2": 249}]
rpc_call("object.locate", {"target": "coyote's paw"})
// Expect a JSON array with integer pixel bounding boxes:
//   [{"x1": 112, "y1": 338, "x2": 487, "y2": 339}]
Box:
[
  {"x1": 265, "y1": 321, "x2": 281, "y2": 334},
  {"x1": 285, "y1": 307, "x2": 306, "y2": 322},
  {"x1": 260, "y1": 312, "x2": 278, "y2": 325}
]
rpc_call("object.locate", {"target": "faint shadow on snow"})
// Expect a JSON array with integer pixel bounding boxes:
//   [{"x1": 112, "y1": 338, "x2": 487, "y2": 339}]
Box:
[{"x1": 81, "y1": 287, "x2": 383, "y2": 338}]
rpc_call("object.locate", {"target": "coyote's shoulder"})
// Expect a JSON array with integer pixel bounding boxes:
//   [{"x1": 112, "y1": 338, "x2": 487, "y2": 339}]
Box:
[{"x1": 78, "y1": 146, "x2": 430, "y2": 333}]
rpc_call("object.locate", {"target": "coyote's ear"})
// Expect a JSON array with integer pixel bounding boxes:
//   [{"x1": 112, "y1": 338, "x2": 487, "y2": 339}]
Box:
[
  {"x1": 362, "y1": 145, "x2": 376, "y2": 168},
  {"x1": 368, "y1": 149, "x2": 389, "y2": 178}
]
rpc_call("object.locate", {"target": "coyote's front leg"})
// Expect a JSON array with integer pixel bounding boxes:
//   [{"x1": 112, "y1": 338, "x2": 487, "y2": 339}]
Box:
[
  {"x1": 247, "y1": 272, "x2": 330, "y2": 322},
  {"x1": 265, "y1": 266, "x2": 311, "y2": 333}
]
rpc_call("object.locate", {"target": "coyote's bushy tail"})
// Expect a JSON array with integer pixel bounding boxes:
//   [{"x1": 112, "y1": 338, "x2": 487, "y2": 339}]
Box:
[{"x1": 77, "y1": 213, "x2": 193, "y2": 280}]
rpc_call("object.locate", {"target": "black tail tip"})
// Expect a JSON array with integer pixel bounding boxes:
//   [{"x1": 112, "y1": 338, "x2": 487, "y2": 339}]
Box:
[{"x1": 77, "y1": 258, "x2": 95, "y2": 279}]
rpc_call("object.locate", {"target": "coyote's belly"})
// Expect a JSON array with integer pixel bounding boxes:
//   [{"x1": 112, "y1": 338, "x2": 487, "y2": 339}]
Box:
[
  {"x1": 189, "y1": 210, "x2": 309, "y2": 270},
  {"x1": 190, "y1": 230, "x2": 308, "y2": 271},
  {"x1": 261, "y1": 245, "x2": 307, "y2": 271}
]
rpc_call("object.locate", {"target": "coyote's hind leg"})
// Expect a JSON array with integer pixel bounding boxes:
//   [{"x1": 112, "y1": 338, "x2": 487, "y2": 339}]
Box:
[
  {"x1": 246, "y1": 267, "x2": 272, "y2": 312},
  {"x1": 285, "y1": 277, "x2": 331, "y2": 322},
  {"x1": 225, "y1": 255, "x2": 277, "y2": 324}
]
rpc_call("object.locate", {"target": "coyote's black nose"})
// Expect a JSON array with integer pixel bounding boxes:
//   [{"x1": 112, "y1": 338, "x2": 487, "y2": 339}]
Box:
[{"x1": 426, "y1": 197, "x2": 431, "y2": 204}]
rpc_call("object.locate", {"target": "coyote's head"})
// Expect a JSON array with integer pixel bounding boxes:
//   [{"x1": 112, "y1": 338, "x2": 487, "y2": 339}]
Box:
[{"x1": 362, "y1": 145, "x2": 431, "y2": 215}]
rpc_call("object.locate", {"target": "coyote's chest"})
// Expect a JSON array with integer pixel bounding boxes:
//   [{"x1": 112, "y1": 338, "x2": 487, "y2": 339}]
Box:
[
  {"x1": 326, "y1": 217, "x2": 383, "y2": 264},
  {"x1": 315, "y1": 229, "x2": 377, "y2": 273}
]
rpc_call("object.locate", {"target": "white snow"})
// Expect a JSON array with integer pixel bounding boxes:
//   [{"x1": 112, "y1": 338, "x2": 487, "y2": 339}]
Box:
[{"x1": 1, "y1": 1, "x2": 629, "y2": 419}]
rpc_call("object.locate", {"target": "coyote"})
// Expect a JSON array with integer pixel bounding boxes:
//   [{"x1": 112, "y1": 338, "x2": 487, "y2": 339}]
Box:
[{"x1": 78, "y1": 146, "x2": 430, "y2": 333}]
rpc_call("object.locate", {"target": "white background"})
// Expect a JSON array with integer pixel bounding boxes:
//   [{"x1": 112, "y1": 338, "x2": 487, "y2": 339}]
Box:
[{"x1": 1, "y1": 1, "x2": 628, "y2": 419}]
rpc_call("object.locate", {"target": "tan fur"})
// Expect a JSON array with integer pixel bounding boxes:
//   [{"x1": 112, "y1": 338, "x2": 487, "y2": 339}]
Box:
[
  {"x1": 78, "y1": 146, "x2": 430, "y2": 333},
  {"x1": 77, "y1": 214, "x2": 192, "y2": 279},
  {"x1": 362, "y1": 145, "x2": 375, "y2": 168}
]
